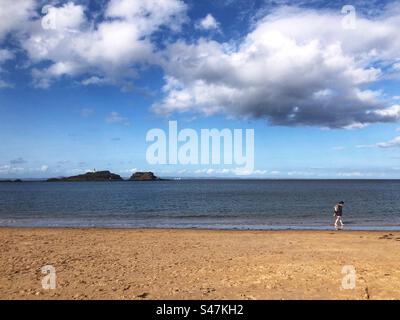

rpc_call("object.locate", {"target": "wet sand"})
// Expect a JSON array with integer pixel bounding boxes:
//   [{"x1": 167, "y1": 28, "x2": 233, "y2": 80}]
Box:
[{"x1": 1, "y1": 228, "x2": 400, "y2": 300}]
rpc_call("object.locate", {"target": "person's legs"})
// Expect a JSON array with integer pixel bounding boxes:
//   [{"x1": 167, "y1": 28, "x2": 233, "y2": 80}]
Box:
[
  {"x1": 334, "y1": 216, "x2": 340, "y2": 229},
  {"x1": 338, "y1": 216, "x2": 344, "y2": 229},
  {"x1": 334, "y1": 216, "x2": 344, "y2": 230}
]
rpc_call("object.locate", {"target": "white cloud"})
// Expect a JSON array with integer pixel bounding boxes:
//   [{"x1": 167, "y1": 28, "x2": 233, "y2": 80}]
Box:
[
  {"x1": 336, "y1": 172, "x2": 363, "y2": 177},
  {"x1": 287, "y1": 171, "x2": 316, "y2": 176},
  {"x1": 106, "y1": 0, "x2": 187, "y2": 32},
  {"x1": 43, "y1": 2, "x2": 85, "y2": 32},
  {"x1": 154, "y1": 6, "x2": 400, "y2": 128},
  {"x1": 0, "y1": 165, "x2": 11, "y2": 173},
  {"x1": 0, "y1": 164, "x2": 25, "y2": 174},
  {"x1": 81, "y1": 76, "x2": 109, "y2": 86},
  {"x1": 232, "y1": 168, "x2": 266, "y2": 176},
  {"x1": 0, "y1": 49, "x2": 13, "y2": 63},
  {"x1": 206, "y1": 168, "x2": 214, "y2": 175},
  {"x1": 392, "y1": 62, "x2": 400, "y2": 70},
  {"x1": 192, "y1": 167, "x2": 266, "y2": 176},
  {"x1": 372, "y1": 105, "x2": 400, "y2": 119},
  {"x1": 1, "y1": 2, "x2": 400, "y2": 130},
  {"x1": 32, "y1": 61, "x2": 82, "y2": 88},
  {"x1": 197, "y1": 14, "x2": 220, "y2": 31},
  {"x1": 0, "y1": 80, "x2": 13, "y2": 89},
  {"x1": 106, "y1": 111, "x2": 131, "y2": 126},
  {"x1": 18, "y1": 0, "x2": 187, "y2": 88},
  {"x1": 358, "y1": 136, "x2": 400, "y2": 148},
  {"x1": 375, "y1": 136, "x2": 400, "y2": 148},
  {"x1": 0, "y1": 49, "x2": 15, "y2": 88},
  {"x1": 0, "y1": 0, "x2": 36, "y2": 40}
]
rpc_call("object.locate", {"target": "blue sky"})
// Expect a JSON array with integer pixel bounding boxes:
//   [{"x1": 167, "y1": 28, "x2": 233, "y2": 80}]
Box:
[{"x1": 0, "y1": 0, "x2": 400, "y2": 178}]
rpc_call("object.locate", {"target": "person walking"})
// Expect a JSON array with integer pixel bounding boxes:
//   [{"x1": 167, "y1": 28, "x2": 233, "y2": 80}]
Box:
[{"x1": 333, "y1": 201, "x2": 344, "y2": 230}]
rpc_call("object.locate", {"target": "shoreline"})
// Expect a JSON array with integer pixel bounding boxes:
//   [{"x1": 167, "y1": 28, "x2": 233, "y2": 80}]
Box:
[
  {"x1": 2, "y1": 228, "x2": 400, "y2": 299},
  {"x1": 1, "y1": 225, "x2": 400, "y2": 232}
]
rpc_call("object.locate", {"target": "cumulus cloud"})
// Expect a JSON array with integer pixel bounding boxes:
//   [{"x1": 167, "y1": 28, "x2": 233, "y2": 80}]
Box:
[
  {"x1": 32, "y1": 61, "x2": 83, "y2": 88},
  {"x1": 154, "y1": 6, "x2": 400, "y2": 128},
  {"x1": 19, "y1": 0, "x2": 187, "y2": 88},
  {"x1": 106, "y1": 0, "x2": 187, "y2": 32},
  {"x1": 1, "y1": 2, "x2": 400, "y2": 129},
  {"x1": 196, "y1": 14, "x2": 220, "y2": 31},
  {"x1": 0, "y1": 0, "x2": 36, "y2": 40}
]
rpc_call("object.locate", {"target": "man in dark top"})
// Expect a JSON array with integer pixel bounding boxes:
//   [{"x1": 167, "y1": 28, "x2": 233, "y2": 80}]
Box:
[{"x1": 333, "y1": 201, "x2": 344, "y2": 230}]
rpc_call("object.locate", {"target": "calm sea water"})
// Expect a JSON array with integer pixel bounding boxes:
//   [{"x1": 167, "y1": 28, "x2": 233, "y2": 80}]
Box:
[{"x1": 0, "y1": 180, "x2": 399, "y2": 230}]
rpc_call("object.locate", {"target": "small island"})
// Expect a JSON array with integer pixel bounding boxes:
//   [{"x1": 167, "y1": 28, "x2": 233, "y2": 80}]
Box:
[
  {"x1": 129, "y1": 171, "x2": 161, "y2": 181},
  {"x1": 47, "y1": 170, "x2": 123, "y2": 182},
  {"x1": 46, "y1": 170, "x2": 162, "y2": 182}
]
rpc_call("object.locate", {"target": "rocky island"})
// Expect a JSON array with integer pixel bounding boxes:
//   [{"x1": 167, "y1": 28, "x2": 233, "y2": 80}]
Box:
[
  {"x1": 46, "y1": 171, "x2": 162, "y2": 182},
  {"x1": 47, "y1": 170, "x2": 123, "y2": 182},
  {"x1": 129, "y1": 171, "x2": 161, "y2": 181}
]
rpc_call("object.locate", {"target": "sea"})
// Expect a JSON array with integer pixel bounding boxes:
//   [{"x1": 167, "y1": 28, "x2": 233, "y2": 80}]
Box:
[{"x1": 0, "y1": 179, "x2": 399, "y2": 230}]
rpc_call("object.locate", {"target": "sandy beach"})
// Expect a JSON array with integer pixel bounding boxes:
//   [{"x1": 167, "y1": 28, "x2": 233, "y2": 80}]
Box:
[{"x1": 1, "y1": 228, "x2": 400, "y2": 300}]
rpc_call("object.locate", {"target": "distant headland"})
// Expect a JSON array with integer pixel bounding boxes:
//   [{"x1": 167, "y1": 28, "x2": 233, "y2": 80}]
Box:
[{"x1": 46, "y1": 170, "x2": 162, "y2": 182}]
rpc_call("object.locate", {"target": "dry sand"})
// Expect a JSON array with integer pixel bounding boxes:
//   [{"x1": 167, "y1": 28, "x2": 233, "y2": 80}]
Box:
[{"x1": 1, "y1": 228, "x2": 400, "y2": 300}]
